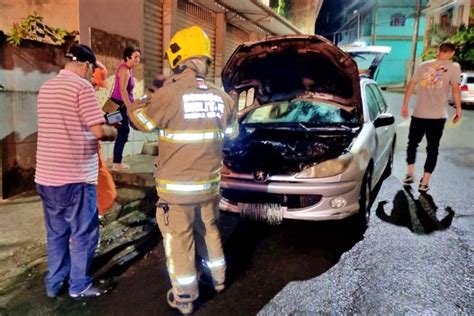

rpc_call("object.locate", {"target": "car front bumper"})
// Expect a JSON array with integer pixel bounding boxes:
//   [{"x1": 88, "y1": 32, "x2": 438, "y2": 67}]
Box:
[{"x1": 219, "y1": 177, "x2": 361, "y2": 221}]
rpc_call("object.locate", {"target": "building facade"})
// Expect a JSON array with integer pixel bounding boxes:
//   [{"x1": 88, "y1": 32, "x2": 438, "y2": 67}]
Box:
[
  {"x1": 0, "y1": 0, "x2": 315, "y2": 199},
  {"x1": 424, "y1": 0, "x2": 473, "y2": 47},
  {"x1": 336, "y1": 0, "x2": 427, "y2": 86}
]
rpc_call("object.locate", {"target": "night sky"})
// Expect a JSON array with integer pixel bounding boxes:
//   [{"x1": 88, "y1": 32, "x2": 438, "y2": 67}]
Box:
[{"x1": 315, "y1": 0, "x2": 364, "y2": 39}]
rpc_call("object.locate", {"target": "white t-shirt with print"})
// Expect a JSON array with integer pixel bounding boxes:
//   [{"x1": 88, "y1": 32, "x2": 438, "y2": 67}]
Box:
[{"x1": 412, "y1": 59, "x2": 461, "y2": 119}]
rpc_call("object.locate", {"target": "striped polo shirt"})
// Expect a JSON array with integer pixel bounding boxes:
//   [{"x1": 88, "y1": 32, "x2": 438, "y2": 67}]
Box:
[{"x1": 35, "y1": 69, "x2": 105, "y2": 186}]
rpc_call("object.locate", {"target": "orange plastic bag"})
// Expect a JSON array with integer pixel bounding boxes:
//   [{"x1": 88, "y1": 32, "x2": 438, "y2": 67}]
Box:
[{"x1": 97, "y1": 144, "x2": 117, "y2": 215}]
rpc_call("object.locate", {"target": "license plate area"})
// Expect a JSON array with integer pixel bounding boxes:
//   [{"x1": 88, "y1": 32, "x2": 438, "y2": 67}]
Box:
[{"x1": 238, "y1": 203, "x2": 286, "y2": 225}]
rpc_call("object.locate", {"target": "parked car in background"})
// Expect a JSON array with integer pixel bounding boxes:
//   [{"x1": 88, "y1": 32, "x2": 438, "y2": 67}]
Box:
[
  {"x1": 219, "y1": 36, "x2": 395, "y2": 227},
  {"x1": 449, "y1": 72, "x2": 474, "y2": 107},
  {"x1": 340, "y1": 44, "x2": 392, "y2": 80}
]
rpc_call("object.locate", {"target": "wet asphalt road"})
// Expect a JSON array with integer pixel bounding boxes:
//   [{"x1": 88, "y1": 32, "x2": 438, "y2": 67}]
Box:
[
  {"x1": 3, "y1": 92, "x2": 473, "y2": 315},
  {"x1": 260, "y1": 93, "x2": 474, "y2": 314},
  {"x1": 3, "y1": 210, "x2": 366, "y2": 315}
]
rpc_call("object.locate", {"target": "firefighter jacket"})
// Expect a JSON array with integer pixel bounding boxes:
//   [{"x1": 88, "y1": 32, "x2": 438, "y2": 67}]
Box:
[{"x1": 128, "y1": 68, "x2": 237, "y2": 204}]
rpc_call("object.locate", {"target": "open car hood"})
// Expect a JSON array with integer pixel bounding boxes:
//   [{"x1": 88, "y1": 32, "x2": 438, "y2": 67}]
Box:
[
  {"x1": 221, "y1": 35, "x2": 363, "y2": 116},
  {"x1": 340, "y1": 45, "x2": 392, "y2": 80}
]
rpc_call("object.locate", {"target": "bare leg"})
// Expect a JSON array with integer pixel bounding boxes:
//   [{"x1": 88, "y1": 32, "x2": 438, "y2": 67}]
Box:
[
  {"x1": 407, "y1": 164, "x2": 415, "y2": 176},
  {"x1": 421, "y1": 172, "x2": 431, "y2": 185}
]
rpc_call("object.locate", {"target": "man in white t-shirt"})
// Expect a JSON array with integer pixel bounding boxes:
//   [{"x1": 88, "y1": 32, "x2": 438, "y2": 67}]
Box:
[{"x1": 400, "y1": 42, "x2": 462, "y2": 192}]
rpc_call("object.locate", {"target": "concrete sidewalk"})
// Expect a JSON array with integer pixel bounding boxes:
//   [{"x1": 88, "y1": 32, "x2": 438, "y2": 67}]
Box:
[
  {"x1": 0, "y1": 193, "x2": 46, "y2": 305},
  {"x1": 0, "y1": 154, "x2": 158, "y2": 307}
]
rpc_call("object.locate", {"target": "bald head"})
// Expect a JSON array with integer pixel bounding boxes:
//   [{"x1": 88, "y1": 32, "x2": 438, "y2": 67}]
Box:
[{"x1": 64, "y1": 60, "x2": 93, "y2": 79}]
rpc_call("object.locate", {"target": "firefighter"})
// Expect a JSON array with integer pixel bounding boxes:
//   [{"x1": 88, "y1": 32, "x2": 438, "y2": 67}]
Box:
[{"x1": 127, "y1": 26, "x2": 237, "y2": 315}]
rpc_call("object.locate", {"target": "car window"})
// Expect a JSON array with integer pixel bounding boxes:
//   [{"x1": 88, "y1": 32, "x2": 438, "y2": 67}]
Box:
[
  {"x1": 237, "y1": 88, "x2": 256, "y2": 111},
  {"x1": 466, "y1": 76, "x2": 474, "y2": 84},
  {"x1": 242, "y1": 99, "x2": 358, "y2": 126},
  {"x1": 368, "y1": 84, "x2": 387, "y2": 112},
  {"x1": 365, "y1": 86, "x2": 380, "y2": 121},
  {"x1": 347, "y1": 52, "x2": 378, "y2": 72}
]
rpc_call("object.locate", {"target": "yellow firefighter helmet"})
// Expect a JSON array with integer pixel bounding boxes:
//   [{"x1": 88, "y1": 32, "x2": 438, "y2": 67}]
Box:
[{"x1": 166, "y1": 26, "x2": 212, "y2": 69}]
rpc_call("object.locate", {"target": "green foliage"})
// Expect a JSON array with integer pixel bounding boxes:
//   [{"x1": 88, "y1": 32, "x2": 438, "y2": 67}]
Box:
[
  {"x1": 270, "y1": 0, "x2": 290, "y2": 18},
  {"x1": 422, "y1": 47, "x2": 437, "y2": 61},
  {"x1": 424, "y1": 24, "x2": 474, "y2": 70},
  {"x1": 425, "y1": 24, "x2": 453, "y2": 45},
  {"x1": 6, "y1": 23, "x2": 22, "y2": 45},
  {"x1": 448, "y1": 25, "x2": 474, "y2": 70},
  {"x1": 6, "y1": 13, "x2": 78, "y2": 46},
  {"x1": 276, "y1": 0, "x2": 286, "y2": 17}
]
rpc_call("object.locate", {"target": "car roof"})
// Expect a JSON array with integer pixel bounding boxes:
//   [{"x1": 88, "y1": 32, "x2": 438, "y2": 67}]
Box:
[
  {"x1": 360, "y1": 77, "x2": 379, "y2": 85},
  {"x1": 341, "y1": 45, "x2": 392, "y2": 54}
]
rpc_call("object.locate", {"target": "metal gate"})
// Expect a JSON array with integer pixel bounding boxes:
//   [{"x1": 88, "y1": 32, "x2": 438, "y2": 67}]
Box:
[
  {"x1": 224, "y1": 24, "x2": 250, "y2": 64},
  {"x1": 176, "y1": 0, "x2": 216, "y2": 81},
  {"x1": 144, "y1": 0, "x2": 164, "y2": 88}
]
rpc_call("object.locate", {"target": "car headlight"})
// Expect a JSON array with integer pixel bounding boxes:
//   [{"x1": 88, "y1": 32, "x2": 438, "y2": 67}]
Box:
[{"x1": 296, "y1": 153, "x2": 353, "y2": 178}]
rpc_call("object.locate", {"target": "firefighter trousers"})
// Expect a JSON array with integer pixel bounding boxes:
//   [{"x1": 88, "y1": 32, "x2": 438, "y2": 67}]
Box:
[{"x1": 156, "y1": 196, "x2": 226, "y2": 302}]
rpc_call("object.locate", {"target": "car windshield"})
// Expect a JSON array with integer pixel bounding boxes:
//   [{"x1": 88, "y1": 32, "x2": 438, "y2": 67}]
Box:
[{"x1": 241, "y1": 99, "x2": 358, "y2": 127}]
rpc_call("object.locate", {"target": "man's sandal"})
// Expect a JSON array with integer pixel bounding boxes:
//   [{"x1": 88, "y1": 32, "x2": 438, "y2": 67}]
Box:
[{"x1": 403, "y1": 174, "x2": 414, "y2": 184}]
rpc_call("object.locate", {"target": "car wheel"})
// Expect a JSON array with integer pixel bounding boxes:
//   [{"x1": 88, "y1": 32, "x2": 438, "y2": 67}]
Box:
[
  {"x1": 356, "y1": 169, "x2": 372, "y2": 227},
  {"x1": 382, "y1": 137, "x2": 396, "y2": 179}
]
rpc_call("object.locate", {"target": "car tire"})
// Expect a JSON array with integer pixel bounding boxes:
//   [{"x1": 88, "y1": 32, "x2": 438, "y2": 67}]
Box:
[
  {"x1": 382, "y1": 137, "x2": 396, "y2": 179},
  {"x1": 355, "y1": 169, "x2": 372, "y2": 227}
]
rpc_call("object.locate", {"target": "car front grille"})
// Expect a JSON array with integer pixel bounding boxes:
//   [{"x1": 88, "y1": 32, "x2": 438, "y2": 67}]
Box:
[{"x1": 221, "y1": 189, "x2": 321, "y2": 210}]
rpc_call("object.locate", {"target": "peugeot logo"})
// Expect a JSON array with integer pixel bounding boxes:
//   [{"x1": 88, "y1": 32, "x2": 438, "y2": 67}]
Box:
[{"x1": 253, "y1": 170, "x2": 269, "y2": 182}]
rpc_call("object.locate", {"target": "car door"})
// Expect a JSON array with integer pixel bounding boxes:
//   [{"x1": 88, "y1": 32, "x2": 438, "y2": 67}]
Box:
[
  {"x1": 370, "y1": 84, "x2": 395, "y2": 167},
  {"x1": 463, "y1": 74, "x2": 474, "y2": 101},
  {"x1": 364, "y1": 83, "x2": 392, "y2": 182}
]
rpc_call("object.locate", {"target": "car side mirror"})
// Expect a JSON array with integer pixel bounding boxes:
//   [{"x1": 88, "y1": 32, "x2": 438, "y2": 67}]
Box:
[{"x1": 374, "y1": 113, "x2": 394, "y2": 128}]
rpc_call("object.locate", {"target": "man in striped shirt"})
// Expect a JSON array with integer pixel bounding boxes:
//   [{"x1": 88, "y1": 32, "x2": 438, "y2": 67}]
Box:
[{"x1": 35, "y1": 44, "x2": 117, "y2": 299}]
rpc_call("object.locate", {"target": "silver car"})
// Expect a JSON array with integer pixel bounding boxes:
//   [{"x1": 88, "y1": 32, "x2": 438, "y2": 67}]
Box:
[
  {"x1": 449, "y1": 72, "x2": 474, "y2": 107},
  {"x1": 219, "y1": 36, "x2": 396, "y2": 227}
]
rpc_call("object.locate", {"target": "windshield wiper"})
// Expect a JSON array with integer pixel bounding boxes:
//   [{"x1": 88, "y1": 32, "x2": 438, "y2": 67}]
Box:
[
  {"x1": 325, "y1": 123, "x2": 359, "y2": 131},
  {"x1": 297, "y1": 122, "x2": 311, "y2": 131},
  {"x1": 281, "y1": 123, "x2": 346, "y2": 132},
  {"x1": 244, "y1": 122, "x2": 310, "y2": 130},
  {"x1": 243, "y1": 122, "x2": 358, "y2": 132}
]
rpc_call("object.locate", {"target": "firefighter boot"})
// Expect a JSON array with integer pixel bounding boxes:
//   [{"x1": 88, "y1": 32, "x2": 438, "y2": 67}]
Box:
[
  {"x1": 197, "y1": 270, "x2": 225, "y2": 294},
  {"x1": 167, "y1": 289, "x2": 193, "y2": 315}
]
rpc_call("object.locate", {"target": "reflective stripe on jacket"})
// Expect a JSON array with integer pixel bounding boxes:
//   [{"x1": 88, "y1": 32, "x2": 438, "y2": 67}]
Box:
[
  {"x1": 156, "y1": 173, "x2": 220, "y2": 195},
  {"x1": 127, "y1": 68, "x2": 237, "y2": 204},
  {"x1": 159, "y1": 129, "x2": 224, "y2": 143}
]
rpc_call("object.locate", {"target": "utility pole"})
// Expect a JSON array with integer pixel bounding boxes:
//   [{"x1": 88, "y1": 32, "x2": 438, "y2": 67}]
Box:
[
  {"x1": 354, "y1": 10, "x2": 361, "y2": 39},
  {"x1": 408, "y1": 0, "x2": 422, "y2": 82},
  {"x1": 371, "y1": 5, "x2": 377, "y2": 45}
]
